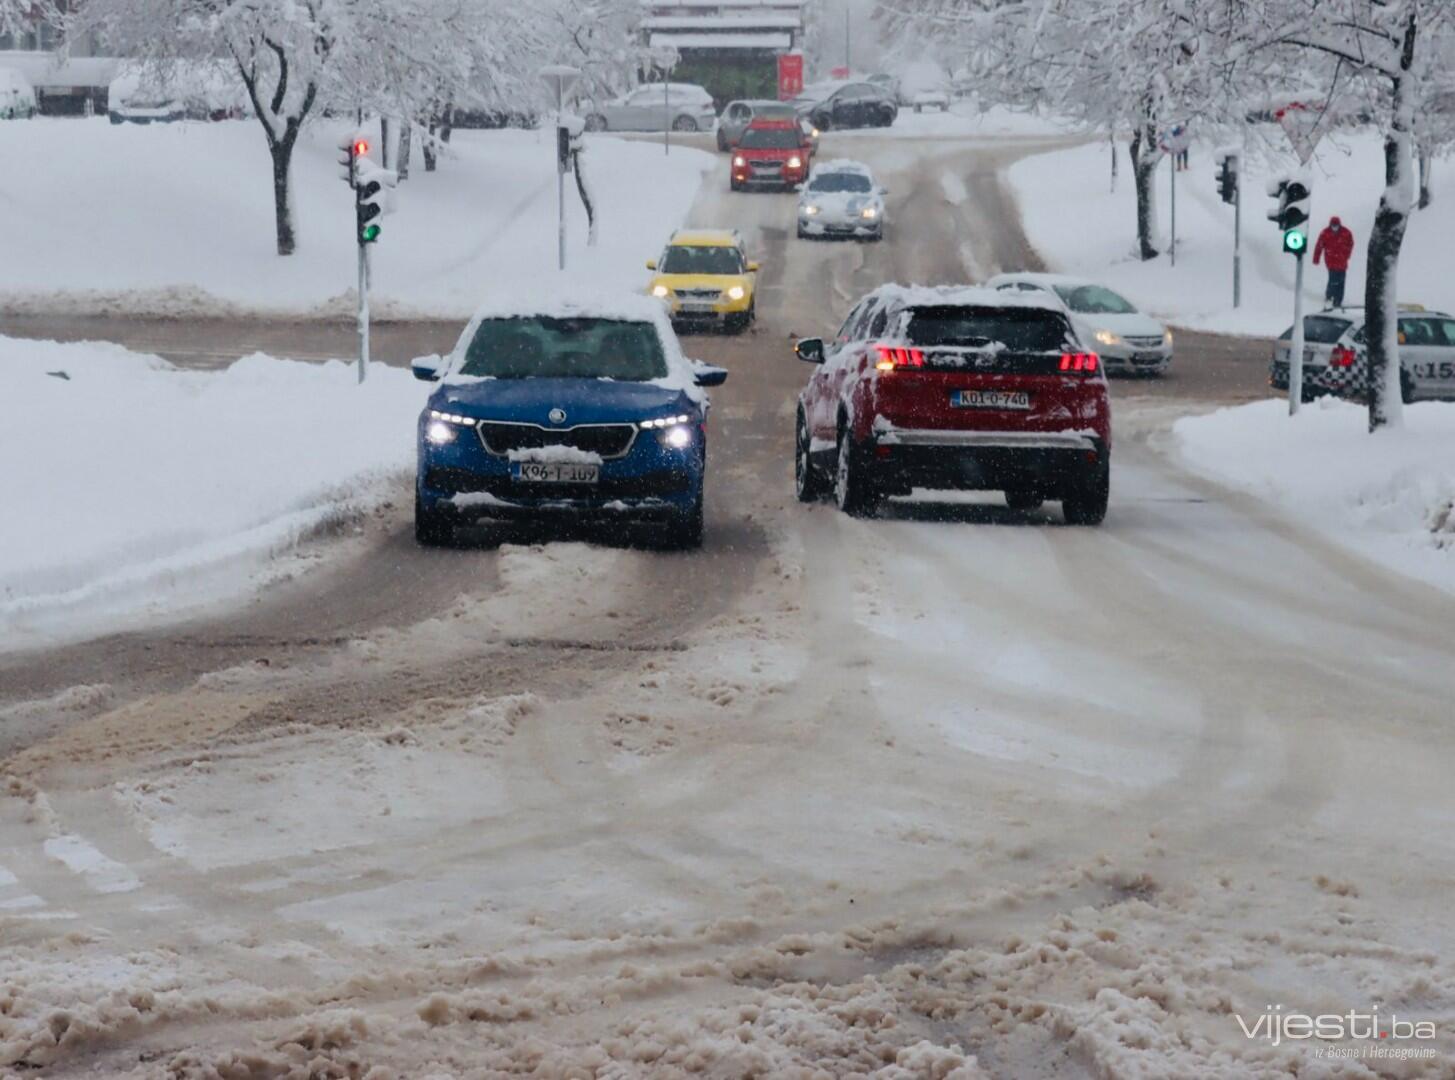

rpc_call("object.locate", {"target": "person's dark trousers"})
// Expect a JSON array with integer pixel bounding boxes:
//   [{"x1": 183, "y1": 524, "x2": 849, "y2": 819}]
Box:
[{"x1": 1326, "y1": 269, "x2": 1347, "y2": 308}]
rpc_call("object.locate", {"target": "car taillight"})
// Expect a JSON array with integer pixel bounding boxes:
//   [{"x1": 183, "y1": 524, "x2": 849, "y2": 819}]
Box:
[
  {"x1": 874, "y1": 345, "x2": 925, "y2": 371},
  {"x1": 1059, "y1": 352, "x2": 1100, "y2": 373},
  {"x1": 1330, "y1": 345, "x2": 1355, "y2": 367}
]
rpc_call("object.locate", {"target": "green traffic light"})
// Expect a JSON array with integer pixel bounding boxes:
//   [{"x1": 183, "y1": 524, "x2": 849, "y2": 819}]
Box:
[
  {"x1": 362, "y1": 224, "x2": 380, "y2": 243},
  {"x1": 1283, "y1": 229, "x2": 1306, "y2": 254}
]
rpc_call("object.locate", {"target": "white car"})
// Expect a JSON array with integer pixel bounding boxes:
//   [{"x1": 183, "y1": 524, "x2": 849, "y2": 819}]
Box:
[
  {"x1": 796, "y1": 160, "x2": 886, "y2": 241},
  {"x1": 912, "y1": 90, "x2": 950, "y2": 113},
  {"x1": 584, "y1": 83, "x2": 718, "y2": 133},
  {"x1": 985, "y1": 272, "x2": 1172, "y2": 375},
  {"x1": 1270, "y1": 305, "x2": 1455, "y2": 403}
]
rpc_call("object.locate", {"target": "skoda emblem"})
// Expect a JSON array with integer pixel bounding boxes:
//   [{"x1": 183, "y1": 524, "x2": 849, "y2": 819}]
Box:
[{"x1": 548, "y1": 408, "x2": 567, "y2": 425}]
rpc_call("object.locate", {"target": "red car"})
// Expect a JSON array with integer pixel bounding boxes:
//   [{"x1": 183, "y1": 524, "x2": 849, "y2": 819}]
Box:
[
  {"x1": 791, "y1": 285, "x2": 1111, "y2": 523},
  {"x1": 731, "y1": 119, "x2": 810, "y2": 191}
]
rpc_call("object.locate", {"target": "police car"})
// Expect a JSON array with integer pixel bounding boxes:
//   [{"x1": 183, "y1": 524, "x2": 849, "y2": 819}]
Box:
[{"x1": 1270, "y1": 305, "x2": 1455, "y2": 403}]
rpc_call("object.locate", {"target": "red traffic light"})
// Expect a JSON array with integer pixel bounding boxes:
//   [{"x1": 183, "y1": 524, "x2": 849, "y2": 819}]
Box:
[{"x1": 353, "y1": 140, "x2": 369, "y2": 156}]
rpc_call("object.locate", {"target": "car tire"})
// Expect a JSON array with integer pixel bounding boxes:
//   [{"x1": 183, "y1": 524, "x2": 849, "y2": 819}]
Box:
[
  {"x1": 584, "y1": 114, "x2": 606, "y2": 132},
  {"x1": 834, "y1": 423, "x2": 879, "y2": 517},
  {"x1": 673, "y1": 116, "x2": 698, "y2": 132},
  {"x1": 812, "y1": 113, "x2": 830, "y2": 132},
  {"x1": 1005, "y1": 490, "x2": 1043, "y2": 512},
  {"x1": 1400, "y1": 370, "x2": 1415, "y2": 404},
  {"x1": 414, "y1": 491, "x2": 454, "y2": 547},
  {"x1": 1062, "y1": 466, "x2": 1109, "y2": 526},
  {"x1": 716, "y1": 129, "x2": 728, "y2": 151},
  {"x1": 663, "y1": 494, "x2": 704, "y2": 549},
  {"x1": 796, "y1": 225, "x2": 808, "y2": 239},
  {"x1": 795, "y1": 410, "x2": 828, "y2": 502}
]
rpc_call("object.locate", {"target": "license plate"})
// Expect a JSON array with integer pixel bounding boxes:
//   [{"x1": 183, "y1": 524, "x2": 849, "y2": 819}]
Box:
[
  {"x1": 953, "y1": 390, "x2": 1030, "y2": 409},
  {"x1": 512, "y1": 462, "x2": 600, "y2": 484},
  {"x1": 1133, "y1": 352, "x2": 1164, "y2": 362},
  {"x1": 679, "y1": 302, "x2": 716, "y2": 314}
]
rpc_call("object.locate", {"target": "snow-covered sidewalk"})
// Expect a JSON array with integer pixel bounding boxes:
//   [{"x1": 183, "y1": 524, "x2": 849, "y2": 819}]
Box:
[
  {"x1": 0, "y1": 337, "x2": 427, "y2": 647},
  {"x1": 0, "y1": 121, "x2": 715, "y2": 319},
  {"x1": 1006, "y1": 130, "x2": 1455, "y2": 336},
  {"x1": 1172, "y1": 398, "x2": 1455, "y2": 592}
]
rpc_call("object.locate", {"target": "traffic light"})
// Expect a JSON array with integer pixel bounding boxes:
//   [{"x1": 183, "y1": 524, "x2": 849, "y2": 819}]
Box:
[
  {"x1": 1215, "y1": 153, "x2": 1238, "y2": 205},
  {"x1": 1267, "y1": 176, "x2": 1312, "y2": 256},
  {"x1": 355, "y1": 161, "x2": 384, "y2": 244},
  {"x1": 337, "y1": 133, "x2": 370, "y2": 184}
]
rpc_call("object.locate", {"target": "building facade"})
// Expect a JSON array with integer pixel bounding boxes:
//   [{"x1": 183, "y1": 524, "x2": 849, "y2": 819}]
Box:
[{"x1": 640, "y1": 0, "x2": 804, "y2": 105}]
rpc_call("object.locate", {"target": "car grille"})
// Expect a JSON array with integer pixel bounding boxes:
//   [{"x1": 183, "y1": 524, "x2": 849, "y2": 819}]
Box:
[
  {"x1": 749, "y1": 160, "x2": 783, "y2": 176},
  {"x1": 675, "y1": 287, "x2": 722, "y2": 302},
  {"x1": 477, "y1": 422, "x2": 637, "y2": 459},
  {"x1": 1125, "y1": 335, "x2": 1165, "y2": 349},
  {"x1": 426, "y1": 466, "x2": 691, "y2": 499}
]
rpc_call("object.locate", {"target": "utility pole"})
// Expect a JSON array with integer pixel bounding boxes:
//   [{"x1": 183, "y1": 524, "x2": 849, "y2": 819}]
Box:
[
  {"x1": 538, "y1": 65, "x2": 582, "y2": 272},
  {"x1": 845, "y1": 6, "x2": 851, "y2": 71},
  {"x1": 1268, "y1": 176, "x2": 1313, "y2": 414},
  {"x1": 1216, "y1": 151, "x2": 1241, "y2": 307}
]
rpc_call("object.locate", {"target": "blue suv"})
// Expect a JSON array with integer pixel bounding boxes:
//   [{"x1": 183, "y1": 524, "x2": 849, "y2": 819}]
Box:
[{"x1": 413, "y1": 296, "x2": 727, "y2": 549}]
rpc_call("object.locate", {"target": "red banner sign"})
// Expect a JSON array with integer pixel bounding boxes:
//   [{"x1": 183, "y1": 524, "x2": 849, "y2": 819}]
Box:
[{"x1": 778, "y1": 54, "x2": 804, "y2": 100}]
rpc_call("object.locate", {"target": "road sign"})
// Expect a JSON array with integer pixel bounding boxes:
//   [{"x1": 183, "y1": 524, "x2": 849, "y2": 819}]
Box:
[
  {"x1": 1274, "y1": 102, "x2": 1323, "y2": 165},
  {"x1": 778, "y1": 53, "x2": 804, "y2": 100},
  {"x1": 1158, "y1": 123, "x2": 1191, "y2": 156}
]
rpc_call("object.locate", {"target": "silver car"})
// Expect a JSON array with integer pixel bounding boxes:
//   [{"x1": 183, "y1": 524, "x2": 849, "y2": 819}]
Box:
[
  {"x1": 718, "y1": 99, "x2": 807, "y2": 151},
  {"x1": 584, "y1": 82, "x2": 718, "y2": 133},
  {"x1": 1270, "y1": 306, "x2": 1455, "y2": 403}
]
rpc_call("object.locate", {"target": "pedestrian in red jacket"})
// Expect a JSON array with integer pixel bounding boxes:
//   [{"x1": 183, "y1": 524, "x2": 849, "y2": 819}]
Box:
[{"x1": 1313, "y1": 217, "x2": 1355, "y2": 309}]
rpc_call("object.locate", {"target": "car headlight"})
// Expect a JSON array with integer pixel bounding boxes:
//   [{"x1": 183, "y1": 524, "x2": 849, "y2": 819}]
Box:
[
  {"x1": 1163, "y1": 328, "x2": 1174, "y2": 346},
  {"x1": 861, "y1": 206, "x2": 879, "y2": 219},
  {"x1": 663, "y1": 424, "x2": 693, "y2": 449},
  {"x1": 788, "y1": 155, "x2": 802, "y2": 169},
  {"x1": 640, "y1": 413, "x2": 692, "y2": 431},
  {"x1": 651, "y1": 283, "x2": 670, "y2": 298},
  {"x1": 426, "y1": 420, "x2": 455, "y2": 445},
  {"x1": 733, "y1": 155, "x2": 746, "y2": 167},
  {"x1": 810, "y1": 127, "x2": 820, "y2": 138},
  {"x1": 727, "y1": 285, "x2": 745, "y2": 301},
  {"x1": 802, "y1": 204, "x2": 819, "y2": 216},
  {"x1": 1093, "y1": 329, "x2": 1123, "y2": 347}
]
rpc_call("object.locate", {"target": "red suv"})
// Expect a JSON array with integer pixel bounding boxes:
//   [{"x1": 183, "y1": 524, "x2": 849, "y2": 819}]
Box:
[
  {"x1": 731, "y1": 119, "x2": 810, "y2": 191},
  {"x1": 792, "y1": 285, "x2": 1111, "y2": 523}
]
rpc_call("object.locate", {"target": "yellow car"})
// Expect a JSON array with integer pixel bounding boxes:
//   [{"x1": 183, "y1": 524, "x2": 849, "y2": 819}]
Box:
[{"x1": 646, "y1": 229, "x2": 760, "y2": 333}]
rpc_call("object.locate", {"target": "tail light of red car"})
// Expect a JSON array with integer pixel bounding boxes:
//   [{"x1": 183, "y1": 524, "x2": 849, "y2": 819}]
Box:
[
  {"x1": 874, "y1": 345, "x2": 925, "y2": 371},
  {"x1": 1059, "y1": 352, "x2": 1100, "y2": 373},
  {"x1": 1330, "y1": 345, "x2": 1355, "y2": 367}
]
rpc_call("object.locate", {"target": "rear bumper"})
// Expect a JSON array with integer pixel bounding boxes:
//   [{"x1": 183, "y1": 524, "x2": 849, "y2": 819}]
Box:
[
  {"x1": 1269, "y1": 360, "x2": 1349, "y2": 397},
  {"x1": 861, "y1": 428, "x2": 1107, "y2": 494}
]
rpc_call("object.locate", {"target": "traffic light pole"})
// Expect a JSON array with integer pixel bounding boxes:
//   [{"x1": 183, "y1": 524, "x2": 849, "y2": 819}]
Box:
[
  {"x1": 1288, "y1": 253, "x2": 1305, "y2": 415},
  {"x1": 1233, "y1": 161, "x2": 1242, "y2": 309},
  {"x1": 1169, "y1": 161, "x2": 1177, "y2": 268},
  {"x1": 357, "y1": 241, "x2": 370, "y2": 384}
]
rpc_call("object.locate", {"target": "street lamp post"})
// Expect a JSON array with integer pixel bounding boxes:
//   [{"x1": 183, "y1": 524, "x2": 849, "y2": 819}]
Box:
[{"x1": 538, "y1": 64, "x2": 582, "y2": 271}]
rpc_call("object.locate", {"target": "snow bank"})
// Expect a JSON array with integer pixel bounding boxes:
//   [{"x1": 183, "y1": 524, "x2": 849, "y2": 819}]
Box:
[
  {"x1": 835, "y1": 102, "x2": 1071, "y2": 140},
  {"x1": 0, "y1": 121, "x2": 716, "y2": 319},
  {"x1": 1007, "y1": 131, "x2": 1455, "y2": 335},
  {"x1": 0, "y1": 337, "x2": 426, "y2": 646},
  {"x1": 1173, "y1": 398, "x2": 1455, "y2": 592}
]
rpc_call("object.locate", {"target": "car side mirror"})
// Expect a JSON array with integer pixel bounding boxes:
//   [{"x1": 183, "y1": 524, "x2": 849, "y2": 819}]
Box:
[
  {"x1": 412, "y1": 354, "x2": 443, "y2": 382},
  {"x1": 795, "y1": 337, "x2": 825, "y2": 364},
  {"x1": 692, "y1": 362, "x2": 728, "y2": 387},
  {"x1": 747, "y1": 261, "x2": 760, "y2": 273},
  {"x1": 645, "y1": 259, "x2": 657, "y2": 270}
]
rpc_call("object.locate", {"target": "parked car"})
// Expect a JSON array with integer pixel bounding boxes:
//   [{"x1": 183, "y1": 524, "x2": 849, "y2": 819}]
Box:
[
  {"x1": 985, "y1": 272, "x2": 1173, "y2": 375},
  {"x1": 792, "y1": 284, "x2": 1111, "y2": 523},
  {"x1": 912, "y1": 89, "x2": 950, "y2": 112},
  {"x1": 796, "y1": 159, "x2": 886, "y2": 241},
  {"x1": 412, "y1": 293, "x2": 728, "y2": 549},
  {"x1": 646, "y1": 229, "x2": 759, "y2": 333},
  {"x1": 1269, "y1": 305, "x2": 1455, "y2": 403},
  {"x1": 107, "y1": 60, "x2": 250, "y2": 123},
  {"x1": 866, "y1": 73, "x2": 901, "y2": 102},
  {"x1": 584, "y1": 82, "x2": 717, "y2": 133},
  {"x1": 0, "y1": 66, "x2": 36, "y2": 119},
  {"x1": 717, "y1": 98, "x2": 815, "y2": 153},
  {"x1": 730, "y1": 119, "x2": 810, "y2": 191},
  {"x1": 795, "y1": 81, "x2": 897, "y2": 131}
]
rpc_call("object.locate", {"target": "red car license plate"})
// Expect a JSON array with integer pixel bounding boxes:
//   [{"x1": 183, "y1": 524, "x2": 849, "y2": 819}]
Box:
[{"x1": 953, "y1": 390, "x2": 1030, "y2": 409}]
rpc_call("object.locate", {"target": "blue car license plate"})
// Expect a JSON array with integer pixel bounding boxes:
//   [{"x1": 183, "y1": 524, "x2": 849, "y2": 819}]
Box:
[{"x1": 512, "y1": 462, "x2": 600, "y2": 484}]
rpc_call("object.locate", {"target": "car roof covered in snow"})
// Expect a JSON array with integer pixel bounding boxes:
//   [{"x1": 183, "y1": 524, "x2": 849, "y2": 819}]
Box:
[
  {"x1": 987, "y1": 271, "x2": 1103, "y2": 289},
  {"x1": 863, "y1": 283, "x2": 1066, "y2": 314},
  {"x1": 669, "y1": 229, "x2": 743, "y2": 248},
  {"x1": 444, "y1": 289, "x2": 704, "y2": 399}
]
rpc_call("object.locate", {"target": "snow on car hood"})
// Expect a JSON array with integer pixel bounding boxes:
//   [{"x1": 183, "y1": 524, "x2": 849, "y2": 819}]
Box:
[
  {"x1": 432, "y1": 377, "x2": 695, "y2": 427},
  {"x1": 440, "y1": 288, "x2": 705, "y2": 404}
]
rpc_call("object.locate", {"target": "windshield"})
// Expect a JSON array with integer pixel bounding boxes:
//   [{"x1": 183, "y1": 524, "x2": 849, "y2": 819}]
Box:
[
  {"x1": 739, "y1": 127, "x2": 802, "y2": 149},
  {"x1": 458, "y1": 316, "x2": 667, "y2": 380},
  {"x1": 906, "y1": 306, "x2": 1072, "y2": 351},
  {"x1": 1052, "y1": 284, "x2": 1137, "y2": 315},
  {"x1": 809, "y1": 172, "x2": 872, "y2": 194},
  {"x1": 1278, "y1": 315, "x2": 1352, "y2": 343},
  {"x1": 659, "y1": 245, "x2": 744, "y2": 274}
]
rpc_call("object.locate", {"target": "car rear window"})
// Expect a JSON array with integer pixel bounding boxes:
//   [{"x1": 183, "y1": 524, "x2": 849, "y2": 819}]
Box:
[
  {"x1": 740, "y1": 127, "x2": 801, "y2": 149},
  {"x1": 1278, "y1": 315, "x2": 1351, "y2": 343},
  {"x1": 905, "y1": 306, "x2": 1073, "y2": 352},
  {"x1": 459, "y1": 317, "x2": 667, "y2": 381}
]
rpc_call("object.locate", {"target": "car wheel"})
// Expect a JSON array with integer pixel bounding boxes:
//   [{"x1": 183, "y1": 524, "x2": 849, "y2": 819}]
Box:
[
  {"x1": 1005, "y1": 490, "x2": 1043, "y2": 512},
  {"x1": 813, "y1": 113, "x2": 830, "y2": 132},
  {"x1": 663, "y1": 494, "x2": 704, "y2": 549},
  {"x1": 795, "y1": 410, "x2": 828, "y2": 502},
  {"x1": 834, "y1": 422, "x2": 879, "y2": 517},
  {"x1": 796, "y1": 225, "x2": 808, "y2": 239},
  {"x1": 414, "y1": 491, "x2": 454, "y2": 546},
  {"x1": 1062, "y1": 465, "x2": 1109, "y2": 526},
  {"x1": 673, "y1": 116, "x2": 698, "y2": 132},
  {"x1": 584, "y1": 113, "x2": 606, "y2": 132},
  {"x1": 716, "y1": 128, "x2": 728, "y2": 151},
  {"x1": 1400, "y1": 370, "x2": 1415, "y2": 404}
]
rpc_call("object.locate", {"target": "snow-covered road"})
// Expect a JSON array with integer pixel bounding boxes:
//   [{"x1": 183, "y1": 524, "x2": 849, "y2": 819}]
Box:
[{"x1": 3, "y1": 134, "x2": 1453, "y2": 1077}]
